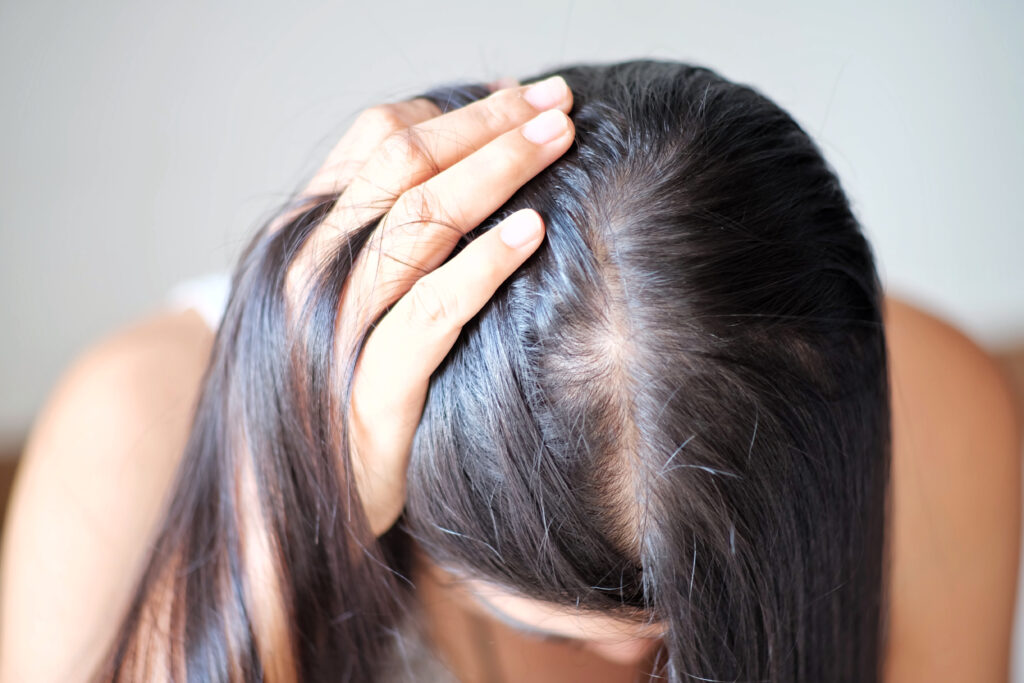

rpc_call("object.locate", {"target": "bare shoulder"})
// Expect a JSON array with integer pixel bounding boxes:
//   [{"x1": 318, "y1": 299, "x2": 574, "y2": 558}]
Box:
[
  {"x1": 882, "y1": 295, "x2": 1022, "y2": 682},
  {"x1": 0, "y1": 308, "x2": 214, "y2": 683},
  {"x1": 73, "y1": 307, "x2": 215, "y2": 397}
]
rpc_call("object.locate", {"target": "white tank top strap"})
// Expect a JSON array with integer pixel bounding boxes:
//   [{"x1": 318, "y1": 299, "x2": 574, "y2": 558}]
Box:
[{"x1": 165, "y1": 272, "x2": 232, "y2": 331}]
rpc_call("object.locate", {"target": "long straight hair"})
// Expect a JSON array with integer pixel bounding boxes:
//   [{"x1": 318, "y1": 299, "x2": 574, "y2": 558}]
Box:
[{"x1": 93, "y1": 58, "x2": 891, "y2": 682}]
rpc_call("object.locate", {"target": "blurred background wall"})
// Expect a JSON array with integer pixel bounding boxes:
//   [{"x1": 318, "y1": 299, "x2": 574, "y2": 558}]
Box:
[
  {"x1": 1, "y1": 0, "x2": 1022, "y2": 670},
  {"x1": 2, "y1": 0, "x2": 1022, "y2": 438}
]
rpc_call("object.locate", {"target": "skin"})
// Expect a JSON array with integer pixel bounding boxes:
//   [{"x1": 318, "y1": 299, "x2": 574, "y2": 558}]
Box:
[
  {"x1": 414, "y1": 549, "x2": 668, "y2": 679},
  {"x1": 0, "y1": 76, "x2": 1020, "y2": 682}
]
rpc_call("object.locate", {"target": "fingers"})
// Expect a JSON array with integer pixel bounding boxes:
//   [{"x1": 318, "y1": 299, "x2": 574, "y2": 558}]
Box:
[
  {"x1": 340, "y1": 105, "x2": 574, "y2": 335},
  {"x1": 311, "y1": 76, "x2": 521, "y2": 200},
  {"x1": 308, "y1": 75, "x2": 521, "y2": 199},
  {"x1": 303, "y1": 98, "x2": 443, "y2": 198},
  {"x1": 331, "y1": 75, "x2": 572, "y2": 231},
  {"x1": 348, "y1": 209, "x2": 545, "y2": 533},
  {"x1": 263, "y1": 98, "x2": 443, "y2": 238},
  {"x1": 358, "y1": 208, "x2": 543, "y2": 413},
  {"x1": 383, "y1": 209, "x2": 544, "y2": 378},
  {"x1": 286, "y1": 77, "x2": 571, "y2": 315}
]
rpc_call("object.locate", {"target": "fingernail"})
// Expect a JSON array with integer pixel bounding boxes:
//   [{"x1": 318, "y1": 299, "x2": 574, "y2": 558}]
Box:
[
  {"x1": 500, "y1": 210, "x2": 542, "y2": 248},
  {"x1": 521, "y1": 109, "x2": 568, "y2": 145},
  {"x1": 523, "y1": 75, "x2": 567, "y2": 110}
]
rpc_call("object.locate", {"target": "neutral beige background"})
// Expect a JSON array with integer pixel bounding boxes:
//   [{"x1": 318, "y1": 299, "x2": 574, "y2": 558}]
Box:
[{"x1": 1, "y1": 0, "x2": 1022, "y2": 674}]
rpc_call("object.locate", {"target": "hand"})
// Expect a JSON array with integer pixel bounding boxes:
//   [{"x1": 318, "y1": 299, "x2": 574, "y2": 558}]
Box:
[{"x1": 285, "y1": 75, "x2": 575, "y2": 536}]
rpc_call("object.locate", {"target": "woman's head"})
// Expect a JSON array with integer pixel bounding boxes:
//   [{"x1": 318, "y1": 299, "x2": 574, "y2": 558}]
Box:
[
  {"x1": 394, "y1": 59, "x2": 890, "y2": 680},
  {"x1": 97, "y1": 58, "x2": 890, "y2": 683}
]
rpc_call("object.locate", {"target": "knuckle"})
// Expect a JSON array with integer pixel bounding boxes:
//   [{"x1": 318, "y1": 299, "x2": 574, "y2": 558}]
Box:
[
  {"x1": 395, "y1": 184, "x2": 454, "y2": 229},
  {"x1": 354, "y1": 104, "x2": 406, "y2": 138},
  {"x1": 406, "y1": 96, "x2": 443, "y2": 119},
  {"x1": 480, "y1": 257, "x2": 504, "y2": 285},
  {"x1": 477, "y1": 89, "x2": 522, "y2": 131},
  {"x1": 405, "y1": 277, "x2": 458, "y2": 326},
  {"x1": 378, "y1": 126, "x2": 436, "y2": 171},
  {"x1": 488, "y1": 147, "x2": 522, "y2": 180}
]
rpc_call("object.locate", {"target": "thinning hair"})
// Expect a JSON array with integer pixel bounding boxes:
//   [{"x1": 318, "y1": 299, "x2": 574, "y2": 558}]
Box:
[{"x1": 93, "y1": 58, "x2": 891, "y2": 682}]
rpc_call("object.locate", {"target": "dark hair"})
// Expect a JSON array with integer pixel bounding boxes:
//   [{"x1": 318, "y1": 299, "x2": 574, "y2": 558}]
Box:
[{"x1": 94, "y1": 58, "x2": 891, "y2": 682}]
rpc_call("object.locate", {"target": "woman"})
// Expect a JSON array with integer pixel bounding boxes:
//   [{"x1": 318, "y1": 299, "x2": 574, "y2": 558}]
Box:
[{"x1": 1, "y1": 59, "x2": 1020, "y2": 682}]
